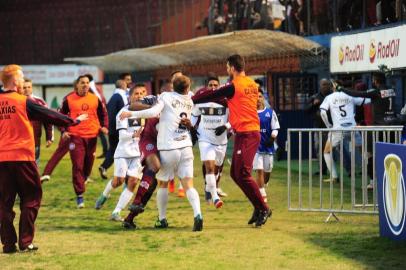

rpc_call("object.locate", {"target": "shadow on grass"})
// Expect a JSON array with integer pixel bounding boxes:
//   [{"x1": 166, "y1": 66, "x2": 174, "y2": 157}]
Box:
[{"x1": 305, "y1": 231, "x2": 406, "y2": 270}]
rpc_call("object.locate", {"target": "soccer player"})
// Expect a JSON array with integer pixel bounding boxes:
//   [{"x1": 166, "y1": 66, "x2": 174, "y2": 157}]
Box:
[
  {"x1": 22, "y1": 78, "x2": 53, "y2": 165},
  {"x1": 192, "y1": 74, "x2": 229, "y2": 207},
  {"x1": 99, "y1": 77, "x2": 131, "y2": 179},
  {"x1": 120, "y1": 75, "x2": 203, "y2": 231},
  {"x1": 60, "y1": 75, "x2": 108, "y2": 208},
  {"x1": 0, "y1": 65, "x2": 87, "y2": 253},
  {"x1": 339, "y1": 73, "x2": 397, "y2": 188},
  {"x1": 320, "y1": 83, "x2": 368, "y2": 183},
  {"x1": 122, "y1": 90, "x2": 163, "y2": 229},
  {"x1": 95, "y1": 85, "x2": 144, "y2": 221},
  {"x1": 192, "y1": 54, "x2": 271, "y2": 227},
  {"x1": 254, "y1": 90, "x2": 280, "y2": 203}
]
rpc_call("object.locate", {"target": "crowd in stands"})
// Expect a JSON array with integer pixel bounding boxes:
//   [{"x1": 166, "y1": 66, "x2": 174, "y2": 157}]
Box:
[{"x1": 198, "y1": 0, "x2": 406, "y2": 36}]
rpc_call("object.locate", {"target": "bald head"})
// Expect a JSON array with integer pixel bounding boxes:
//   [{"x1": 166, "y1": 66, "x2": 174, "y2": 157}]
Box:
[
  {"x1": 115, "y1": 79, "x2": 127, "y2": 90},
  {"x1": 320, "y1": 79, "x2": 332, "y2": 94}
]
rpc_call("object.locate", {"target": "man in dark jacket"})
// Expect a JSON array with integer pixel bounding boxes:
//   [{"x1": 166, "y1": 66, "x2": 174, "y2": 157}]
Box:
[{"x1": 305, "y1": 78, "x2": 333, "y2": 175}]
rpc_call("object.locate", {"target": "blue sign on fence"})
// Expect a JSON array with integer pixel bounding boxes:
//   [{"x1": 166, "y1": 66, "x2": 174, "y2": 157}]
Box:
[{"x1": 376, "y1": 143, "x2": 406, "y2": 240}]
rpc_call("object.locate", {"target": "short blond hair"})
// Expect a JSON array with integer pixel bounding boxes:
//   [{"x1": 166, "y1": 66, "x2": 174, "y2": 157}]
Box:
[{"x1": 0, "y1": 64, "x2": 22, "y2": 85}]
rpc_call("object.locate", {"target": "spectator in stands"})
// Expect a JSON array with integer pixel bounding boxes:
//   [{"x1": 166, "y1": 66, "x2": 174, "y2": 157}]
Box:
[
  {"x1": 236, "y1": 0, "x2": 252, "y2": 29},
  {"x1": 312, "y1": 0, "x2": 328, "y2": 34}
]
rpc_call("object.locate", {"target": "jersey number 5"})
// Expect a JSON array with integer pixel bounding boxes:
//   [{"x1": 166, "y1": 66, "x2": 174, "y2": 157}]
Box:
[{"x1": 339, "y1": 105, "x2": 347, "y2": 117}]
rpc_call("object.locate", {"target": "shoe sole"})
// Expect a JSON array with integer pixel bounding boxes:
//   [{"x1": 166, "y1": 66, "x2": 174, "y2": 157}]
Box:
[
  {"x1": 215, "y1": 200, "x2": 223, "y2": 209},
  {"x1": 98, "y1": 167, "x2": 108, "y2": 179}
]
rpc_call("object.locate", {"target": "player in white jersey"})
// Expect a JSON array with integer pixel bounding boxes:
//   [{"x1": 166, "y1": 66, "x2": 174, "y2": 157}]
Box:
[
  {"x1": 95, "y1": 86, "x2": 144, "y2": 221},
  {"x1": 192, "y1": 75, "x2": 230, "y2": 208},
  {"x1": 120, "y1": 75, "x2": 203, "y2": 231},
  {"x1": 320, "y1": 86, "x2": 369, "y2": 182}
]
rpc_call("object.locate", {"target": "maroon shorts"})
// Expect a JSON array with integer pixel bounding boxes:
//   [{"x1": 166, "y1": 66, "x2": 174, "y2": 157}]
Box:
[{"x1": 139, "y1": 137, "x2": 158, "y2": 165}]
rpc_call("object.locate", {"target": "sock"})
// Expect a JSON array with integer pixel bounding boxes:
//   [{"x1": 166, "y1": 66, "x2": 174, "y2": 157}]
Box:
[
  {"x1": 141, "y1": 178, "x2": 158, "y2": 206},
  {"x1": 134, "y1": 169, "x2": 155, "y2": 205},
  {"x1": 102, "y1": 179, "x2": 114, "y2": 197},
  {"x1": 157, "y1": 188, "x2": 168, "y2": 220},
  {"x1": 324, "y1": 152, "x2": 338, "y2": 178},
  {"x1": 259, "y1": 187, "x2": 267, "y2": 198},
  {"x1": 186, "y1": 188, "x2": 201, "y2": 217},
  {"x1": 113, "y1": 188, "x2": 133, "y2": 214},
  {"x1": 125, "y1": 211, "x2": 136, "y2": 223},
  {"x1": 206, "y1": 174, "x2": 220, "y2": 202},
  {"x1": 179, "y1": 182, "x2": 183, "y2": 190}
]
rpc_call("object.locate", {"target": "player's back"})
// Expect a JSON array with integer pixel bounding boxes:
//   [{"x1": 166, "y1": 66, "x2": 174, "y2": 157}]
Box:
[
  {"x1": 323, "y1": 91, "x2": 360, "y2": 128},
  {"x1": 157, "y1": 91, "x2": 193, "y2": 150}
]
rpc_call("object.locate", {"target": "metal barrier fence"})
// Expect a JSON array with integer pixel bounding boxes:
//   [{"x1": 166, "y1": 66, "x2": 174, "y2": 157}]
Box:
[{"x1": 287, "y1": 126, "x2": 403, "y2": 221}]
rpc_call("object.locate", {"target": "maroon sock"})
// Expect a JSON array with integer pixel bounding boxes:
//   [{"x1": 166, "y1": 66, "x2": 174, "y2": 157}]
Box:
[
  {"x1": 125, "y1": 211, "x2": 136, "y2": 223},
  {"x1": 133, "y1": 169, "x2": 155, "y2": 205}
]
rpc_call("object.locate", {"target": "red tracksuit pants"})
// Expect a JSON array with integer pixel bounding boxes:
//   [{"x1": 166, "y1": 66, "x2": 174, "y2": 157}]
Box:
[
  {"x1": 68, "y1": 136, "x2": 97, "y2": 196},
  {"x1": 231, "y1": 131, "x2": 268, "y2": 211},
  {"x1": 42, "y1": 136, "x2": 70, "y2": 176},
  {"x1": 0, "y1": 161, "x2": 42, "y2": 251}
]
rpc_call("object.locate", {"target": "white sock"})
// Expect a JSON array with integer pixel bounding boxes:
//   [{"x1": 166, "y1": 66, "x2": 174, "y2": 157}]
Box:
[
  {"x1": 324, "y1": 153, "x2": 338, "y2": 178},
  {"x1": 113, "y1": 188, "x2": 133, "y2": 214},
  {"x1": 102, "y1": 179, "x2": 114, "y2": 197},
  {"x1": 186, "y1": 188, "x2": 201, "y2": 217},
  {"x1": 259, "y1": 187, "x2": 267, "y2": 198},
  {"x1": 178, "y1": 182, "x2": 183, "y2": 190},
  {"x1": 157, "y1": 188, "x2": 168, "y2": 220},
  {"x1": 206, "y1": 174, "x2": 220, "y2": 202}
]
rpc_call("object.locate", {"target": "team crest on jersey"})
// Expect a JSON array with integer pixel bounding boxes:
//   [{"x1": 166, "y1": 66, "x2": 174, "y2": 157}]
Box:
[
  {"x1": 128, "y1": 118, "x2": 140, "y2": 127},
  {"x1": 81, "y1": 103, "x2": 89, "y2": 111},
  {"x1": 265, "y1": 112, "x2": 271, "y2": 117},
  {"x1": 69, "y1": 142, "x2": 75, "y2": 150},
  {"x1": 146, "y1": 143, "x2": 155, "y2": 151}
]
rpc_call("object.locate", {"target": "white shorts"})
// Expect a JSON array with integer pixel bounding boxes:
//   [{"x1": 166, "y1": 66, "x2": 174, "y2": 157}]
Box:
[
  {"x1": 156, "y1": 147, "x2": 194, "y2": 181},
  {"x1": 114, "y1": 157, "x2": 143, "y2": 178},
  {"x1": 198, "y1": 141, "x2": 227, "y2": 166},
  {"x1": 253, "y1": 153, "x2": 274, "y2": 172},
  {"x1": 327, "y1": 131, "x2": 360, "y2": 148}
]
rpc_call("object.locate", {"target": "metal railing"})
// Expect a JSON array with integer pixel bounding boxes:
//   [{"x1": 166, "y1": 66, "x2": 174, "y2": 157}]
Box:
[{"x1": 287, "y1": 126, "x2": 403, "y2": 221}]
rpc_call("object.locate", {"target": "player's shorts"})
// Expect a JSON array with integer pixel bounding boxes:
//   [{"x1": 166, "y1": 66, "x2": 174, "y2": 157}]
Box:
[
  {"x1": 253, "y1": 153, "x2": 274, "y2": 172},
  {"x1": 114, "y1": 157, "x2": 143, "y2": 178},
  {"x1": 198, "y1": 141, "x2": 226, "y2": 166},
  {"x1": 139, "y1": 137, "x2": 158, "y2": 165},
  {"x1": 156, "y1": 147, "x2": 194, "y2": 181},
  {"x1": 326, "y1": 131, "x2": 359, "y2": 148}
]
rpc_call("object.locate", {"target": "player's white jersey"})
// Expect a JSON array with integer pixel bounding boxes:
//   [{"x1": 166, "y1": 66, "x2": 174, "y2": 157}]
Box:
[
  {"x1": 192, "y1": 102, "x2": 228, "y2": 145},
  {"x1": 125, "y1": 91, "x2": 193, "y2": 150},
  {"x1": 156, "y1": 91, "x2": 193, "y2": 150},
  {"x1": 320, "y1": 92, "x2": 366, "y2": 128},
  {"x1": 114, "y1": 106, "x2": 142, "y2": 158}
]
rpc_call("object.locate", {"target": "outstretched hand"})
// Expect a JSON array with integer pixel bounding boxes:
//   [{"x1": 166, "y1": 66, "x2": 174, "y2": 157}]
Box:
[
  {"x1": 120, "y1": 111, "x2": 132, "y2": 120},
  {"x1": 76, "y1": 113, "x2": 88, "y2": 122}
]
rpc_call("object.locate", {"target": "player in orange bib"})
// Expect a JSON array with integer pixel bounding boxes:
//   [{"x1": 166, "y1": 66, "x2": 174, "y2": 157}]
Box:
[
  {"x1": 192, "y1": 54, "x2": 271, "y2": 227},
  {"x1": 0, "y1": 65, "x2": 87, "y2": 253},
  {"x1": 60, "y1": 75, "x2": 108, "y2": 208}
]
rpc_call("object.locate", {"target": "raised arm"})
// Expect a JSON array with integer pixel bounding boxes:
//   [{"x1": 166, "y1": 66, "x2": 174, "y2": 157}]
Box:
[
  {"x1": 192, "y1": 84, "x2": 235, "y2": 104},
  {"x1": 26, "y1": 98, "x2": 82, "y2": 127},
  {"x1": 120, "y1": 100, "x2": 164, "y2": 120}
]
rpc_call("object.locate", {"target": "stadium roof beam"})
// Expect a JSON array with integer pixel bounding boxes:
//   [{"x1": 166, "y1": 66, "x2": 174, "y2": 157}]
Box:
[{"x1": 65, "y1": 30, "x2": 324, "y2": 74}]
